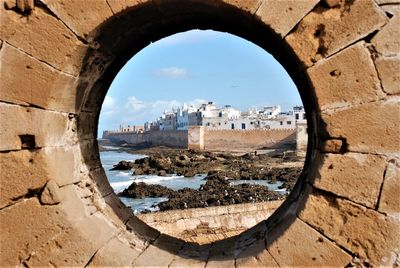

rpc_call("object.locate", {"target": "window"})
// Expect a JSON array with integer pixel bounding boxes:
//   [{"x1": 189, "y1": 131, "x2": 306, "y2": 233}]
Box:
[
  {"x1": 242, "y1": 123, "x2": 246, "y2": 129},
  {"x1": 287, "y1": 121, "x2": 292, "y2": 125},
  {"x1": 280, "y1": 121, "x2": 283, "y2": 125},
  {"x1": 303, "y1": 113, "x2": 306, "y2": 120},
  {"x1": 231, "y1": 123, "x2": 235, "y2": 130},
  {"x1": 295, "y1": 114, "x2": 299, "y2": 120}
]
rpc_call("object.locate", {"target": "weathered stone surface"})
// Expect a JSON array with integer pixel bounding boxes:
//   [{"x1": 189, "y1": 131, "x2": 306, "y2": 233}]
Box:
[
  {"x1": 0, "y1": 198, "x2": 69, "y2": 265},
  {"x1": 169, "y1": 255, "x2": 206, "y2": 268},
  {"x1": 378, "y1": 161, "x2": 400, "y2": 217},
  {"x1": 0, "y1": 150, "x2": 47, "y2": 208},
  {"x1": 126, "y1": 216, "x2": 160, "y2": 242},
  {"x1": 222, "y1": 0, "x2": 262, "y2": 14},
  {"x1": 43, "y1": 146, "x2": 81, "y2": 186},
  {"x1": 40, "y1": 180, "x2": 62, "y2": 205},
  {"x1": 312, "y1": 153, "x2": 386, "y2": 208},
  {"x1": 268, "y1": 217, "x2": 351, "y2": 267},
  {"x1": 27, "y1": 213, "x2": 116, "y2": 266},
  {"x1": 0, "y1": 5, "x2": 87, "y2": 75},
  {"x1": 286, "y1": 0, "x2": 387, "y2": 66},
  {"x1": 375, "y1": 0, "x2": 400, "y2": 4},
  {"x1": 0, "y1": 103, "x2": 72, "y2": 151},
  {"x1": 307, "y1": 42, "x2": 384, "y2": 110},
  {"x1": 206, "y1": 259, "x2": 235, "y2": 268},
  {"x1": 41, "y1": 0, "x2": 113, "y2": 39},
  {"x1": 132, "y1": 244, "x2": 175, "y2": 267},
  {"x1": 57, "y1": 184, "x2": 88, "y2": 224},
  {"x1": 375, "y1": 56, "x2": 400, "y2": 95},
  {"x1": 371, "y1": 9, "x2": 400, "y2": 56},
  {"x1": 299, "y1": 192, "x2": 400, "y2": 266},
  {"x1": 0, "y1": 43, "x2": 78, "y2": 112},
  {"x1": 256, "y1": 0, "x2": 319, "y2": 38},
  {"x1": 236, "y1": 240, "x2": 278, "y2": 267},
  {"x1": 320, "y1": 139, "x2": 343, "y2": 153},
  {"x1": 321, "y1": 100, "x2": 400, "y2": 154},
  {"x1": 107, "y1": 0, "x2": 150, "y2": 14},
  {"x1": 89, "y1": 237, "x2": 141, "y2": 267}
]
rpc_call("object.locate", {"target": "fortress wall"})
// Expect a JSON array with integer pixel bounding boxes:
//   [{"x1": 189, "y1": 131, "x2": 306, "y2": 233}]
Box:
[
  {"x1": 203, "y1": 129, "x2": 296, "y2": 151},
  {"x1": 0, "y1": 0, "x2": 399, "y2": 267}
]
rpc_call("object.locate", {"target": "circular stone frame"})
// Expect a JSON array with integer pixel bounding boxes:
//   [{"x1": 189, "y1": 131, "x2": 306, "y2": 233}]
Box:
[{"x1": 0, "y1": 0, "x2": 398, "y2": 267}]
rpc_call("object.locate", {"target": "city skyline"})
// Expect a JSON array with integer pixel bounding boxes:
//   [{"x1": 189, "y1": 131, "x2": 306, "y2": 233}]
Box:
[{"x1": 98, "y1": 30, "x2": 301, "y2": 136}]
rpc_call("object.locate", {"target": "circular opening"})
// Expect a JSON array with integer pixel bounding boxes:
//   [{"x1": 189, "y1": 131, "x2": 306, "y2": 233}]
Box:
[
  {"x1": 78, "y1": 0, "x2": 317, "y2": 258},
  {"x1": 98, "y1": 29, "x2": 308, "y2": 244}
]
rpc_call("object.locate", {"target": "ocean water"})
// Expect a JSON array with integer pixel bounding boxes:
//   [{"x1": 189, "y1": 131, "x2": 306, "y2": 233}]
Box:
[{"x1": 99, "y1": 146, "x2": 285, "y2": 214}]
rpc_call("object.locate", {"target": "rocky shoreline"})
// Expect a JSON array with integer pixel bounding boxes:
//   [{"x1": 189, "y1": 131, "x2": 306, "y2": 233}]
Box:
[{"x1": 109, "y1": 147, "x2": 303, "y2": 213}]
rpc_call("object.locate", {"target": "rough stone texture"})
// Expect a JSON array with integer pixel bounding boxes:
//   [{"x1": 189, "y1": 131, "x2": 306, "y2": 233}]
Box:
[
  {"x1": 0, "y1": 5, "x2": 87, "y2": 75},
  {"x1": 286, "y1": 0, "x2": 387, "y2": 67},
  {"x1": 375, "y1": 0, "x2": 400, "y2": 4},
  {"x1": 307, "y1": 42, "x2": 384, "y2": 110},
  {"x1": 299, "y1": 192, "x2": 400, "y2": 266},
  {"x1": 378, "y1": 161, "x2": 400, "y2": 217},
  {"x1": 312, "y1": 153, "x2": 386, "y2": 208},
  {"x1": 0, "y1": 0, "x2": 399, "y2": 265},
  {"x1": 371, "y1": 9, "x2": 400, "y2": 56},
  {"x1": 0, "y1": 103, "x2": 72, "y2": 151},
  {"x1": 40, "y1": 180, "x2": 62, "y2": 205},
  {"x1": 106, "y1": 0, "x2": 149, "y2": 14},
  {"x1": 0, "y1": 43, "x2": 79, "y2": 112},
  {"x1": 375, "y1": 56, "x2": 400, "y2": 95},
  {"x1": 0, "y1": 198, "x2": 69, "y2": 265},
  {"x1": 256, "y1": 0, "x2": 319, "y2": 38},
  {"x1": 27, "y1": 213, "x2": 116, "y2": 266},
  {"x1": 41, "y1": 0, "x2": 114, "y2": 39},
  {"x1": 268, "y1": 218, "x2": 352, "y2": 267},
  {"x1": 0, "y1": 149, "x2": 48, "y2": 208},
  {"x1": 320, "y1": 139, "x2": 343, "y2": 153},
  {"x1": 321, "y1": 100, "x2": 400, "y2": 154},
  {"x1": 132, "y1": 244, "x2": 176, "y2": 267},
  {"x1": 236, "y1": 240, "x2": 279, "y2": 267},
  {"x1": 89, "y1": 237, "x2": 141, "y2": 267}
]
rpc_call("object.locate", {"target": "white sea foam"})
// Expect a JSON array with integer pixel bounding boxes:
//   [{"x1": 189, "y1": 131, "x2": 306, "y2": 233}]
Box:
[
  {"x1": 116, "y1": 171, "x2": 131, "y2": 177},
  {"x1": 110, "y1": 180, "x2": 134, "y2": 193},
  {"x1": 132, "y1": 175, "x2": 183, "y2": 184}
]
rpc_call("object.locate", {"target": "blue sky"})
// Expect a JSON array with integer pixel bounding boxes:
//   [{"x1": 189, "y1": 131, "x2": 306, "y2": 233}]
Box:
[{"x1": 98, "y1": 30, "x2": 301, "y2": 135}]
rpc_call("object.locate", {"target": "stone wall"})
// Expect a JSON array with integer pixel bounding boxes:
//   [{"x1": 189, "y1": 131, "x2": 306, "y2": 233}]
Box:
[
  {"x1": 1, "y1": 0, "x2": 399, "y2": 267},
  {"x1": 203, "y1": 128, "x2": 296, "y2": 152},
  {"x1": 104, "y1": 130, "x2": 188, "y2": 148}
]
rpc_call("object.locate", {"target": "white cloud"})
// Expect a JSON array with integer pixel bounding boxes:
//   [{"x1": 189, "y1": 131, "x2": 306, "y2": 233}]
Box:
[{"x1": 155, "y1": 67, "x2": 189, "y2": 79}]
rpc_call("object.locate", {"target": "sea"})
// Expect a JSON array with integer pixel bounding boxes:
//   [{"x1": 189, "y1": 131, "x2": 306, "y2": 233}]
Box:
[{"x1": 100, "y1": 146, "x2": 285, "y2": 214}]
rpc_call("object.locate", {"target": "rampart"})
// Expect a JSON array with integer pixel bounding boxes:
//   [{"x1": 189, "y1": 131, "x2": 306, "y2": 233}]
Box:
[
  {"x1": 0, "y1": 0, "x2": 398, "y2": 267},
  {"x1": 104, "y1": 130, "x2": 189, "y2": 148}
]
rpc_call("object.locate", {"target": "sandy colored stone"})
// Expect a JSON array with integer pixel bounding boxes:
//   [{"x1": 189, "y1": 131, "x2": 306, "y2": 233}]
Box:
[
  {"x1": 222, "y1": 0, "x2": 262, "y2": 14},
  {"x1": 299, "y1": 192, "x2": 400, "y2": 266},
  {"x1": 41, "y1": 0, "x2": 113, "y2": 39},
  {"x1": 0, "y1": 198, "x2": 69, "y2": 265},
  {"x1": 320, "y1": 139, "x2": 343, "y2": 153},
  {"x1": 256, "y1": 0, "x2": 319, "y2": 38},
  {"x1": 375, "y1": 0, "x2": 400, "y2": 4},
  {"x1": 0, "y1": 150, "x2": 47, "y2": 208},
  {"x1": 89, "y1": 237, "x2": 141, "y2": 267},
  {"x1": 372, "y1": 9, "x2": 400, "y2": 56},
  {"x1": 89, "y1": 167, "x2": 115, "y2": 197},
  {"x1": 321, "y1": 100, "x2": 400, "y2": 154},
  {"x1": 206, "y1": 259, "x2": 235, "y2": 268},
  {"x1": 43, "y1": 146, "x2": 81, "y2": 186},
  {"x1": 375, "y1": 56, "x2": 400, "y2": 95},
  {"x1": 28, "y1": 213, "x2": 116, "y2": 266},
  {"x1": 57, "y1": 184, "x2": 88, "y2": 224},
  {"x1": 378, "y1": 161, "x2": 400, "y2": 216},
  {"x1": 312, "y1": 153, "x2": 386, "y2": 208},
  {"x1": 236, "y1": 240, "x2": 278, "y2": 267},
  {"x1": 40, "y1": 180, "x2": 62, "y2": 205},
  {"x1": 286, "y1": 0, "x2": 387, "y2": 67},
  {"x1": 104, "y1": 193, "x2": 134, "y2": 224},
  {"x1": 268, "y1": 217, "x2": 351, "y2": 267},
  {"x1": 107, "y1": 0, "x2": 151, "y2": 14},
  {"x1": 169, "y1": 256, "x2": 206, "y2": 268},
  {"x1": 0, "y1": 43, "x2": 79, "y2": 112},
  {"x1": 0, "y1": 103, "x2": 72, "y2": 151},
  {"x1": 0, "y1": 5, "x2": 87, "y2": 75},
  {"x1": 126, "y1": 216, "x2": 161, "y2": 242},
  {"x1": 307, "y1": 42, "x2": 384, "y2": 110},
  {"x1": 132, "y1": 244, "x2": 176, "y2": 267}
]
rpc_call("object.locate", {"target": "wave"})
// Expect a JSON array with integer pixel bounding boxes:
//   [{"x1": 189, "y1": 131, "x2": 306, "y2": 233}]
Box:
[
  {"x1": 132, "y1": 175, "x2": 183, "y2": 184},
  {"x1": 116, "y1": 171, "x2": 131, "y2": 177}
]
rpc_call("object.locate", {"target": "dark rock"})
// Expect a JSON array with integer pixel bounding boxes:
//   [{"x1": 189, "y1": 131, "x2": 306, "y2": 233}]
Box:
[{"x1": 110, "y1": 160, "x2": 135, "y2": 171}]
